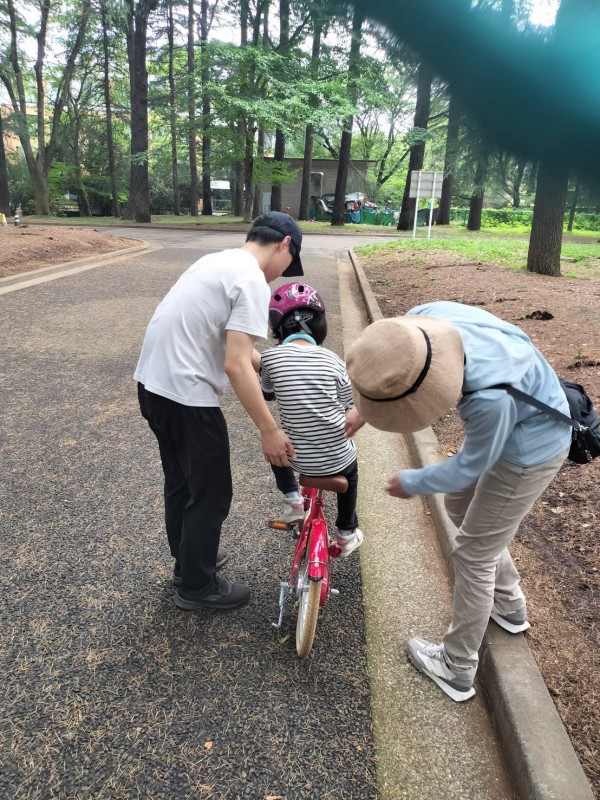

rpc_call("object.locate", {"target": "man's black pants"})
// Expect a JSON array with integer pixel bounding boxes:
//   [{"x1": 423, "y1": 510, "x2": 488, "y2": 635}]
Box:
[{"x1": 138, "y1": 384, "x2": 232, "y2": 593}]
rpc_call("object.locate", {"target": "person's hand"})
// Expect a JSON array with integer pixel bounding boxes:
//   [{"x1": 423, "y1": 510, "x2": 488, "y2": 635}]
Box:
[
  {"x1": 386, "y1": 473, "x2": 412, "y2": 499},
  {"x1": 345, "y1": 408, "x2": 366, "y2": 438},
  {"x1": 262, "y1": 427, "x2": 296, "y2": 467}
]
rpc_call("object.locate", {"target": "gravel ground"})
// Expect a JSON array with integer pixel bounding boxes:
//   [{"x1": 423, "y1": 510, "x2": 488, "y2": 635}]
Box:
[{"x1": 0, "y1": 238, "x2": 377, "y2": 799}]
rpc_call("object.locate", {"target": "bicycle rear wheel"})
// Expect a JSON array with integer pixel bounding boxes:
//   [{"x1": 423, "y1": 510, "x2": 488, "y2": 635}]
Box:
[{"x1": 295, "y1": 557, "x2": 321, "y2": 658}]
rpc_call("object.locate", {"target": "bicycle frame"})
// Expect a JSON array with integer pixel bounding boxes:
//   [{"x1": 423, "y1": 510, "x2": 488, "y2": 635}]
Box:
[
  {"x1": 271, "y1": 482, "x2": 343, "y2": 631},
  {"x1": 290, "y1": 486, "x2": 338, "y2": 605}
]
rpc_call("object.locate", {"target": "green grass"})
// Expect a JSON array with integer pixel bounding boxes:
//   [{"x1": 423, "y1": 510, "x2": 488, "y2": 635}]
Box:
[{"x1": 355, "y1": 235, "x2": 600, "y2": 276}]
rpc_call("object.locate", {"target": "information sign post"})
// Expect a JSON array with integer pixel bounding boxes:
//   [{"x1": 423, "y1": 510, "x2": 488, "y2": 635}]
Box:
[{"x1": 409, "y1": 170, "x2": 443, "y2": 239}]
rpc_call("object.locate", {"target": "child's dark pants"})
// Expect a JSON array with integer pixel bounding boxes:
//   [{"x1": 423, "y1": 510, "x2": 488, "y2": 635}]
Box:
[{"x1": 270, "y1": 459, "x2": 359, "y2": 530}]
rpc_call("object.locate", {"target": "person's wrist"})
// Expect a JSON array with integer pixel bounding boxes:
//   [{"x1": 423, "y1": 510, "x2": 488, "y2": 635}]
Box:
[{"x1": 259, "y1": 420, "x2": 278, "y2": 435}]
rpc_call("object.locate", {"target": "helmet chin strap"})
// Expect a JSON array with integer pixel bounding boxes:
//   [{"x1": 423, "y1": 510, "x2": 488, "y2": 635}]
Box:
[{"x1": 281, "y1": 333, "x2": 317, "y2": 346}]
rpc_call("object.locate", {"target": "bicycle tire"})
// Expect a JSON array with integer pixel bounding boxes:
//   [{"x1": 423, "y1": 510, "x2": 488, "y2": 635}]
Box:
[{"x1": 295, "y1": 558, "x2": 321, "y2": 658}]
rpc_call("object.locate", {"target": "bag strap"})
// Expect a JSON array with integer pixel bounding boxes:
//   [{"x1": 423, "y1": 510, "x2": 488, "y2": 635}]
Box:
[{"x1": 473, "y1": 383, "x2": 584, "y2": 431}]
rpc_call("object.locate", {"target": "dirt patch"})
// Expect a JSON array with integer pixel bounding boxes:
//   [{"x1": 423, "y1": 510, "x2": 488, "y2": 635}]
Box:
[
  {"x1": 0, "y1": 225, "x2": 141, "y2": 278},
  {"x1": 362, "y1": 245, "x2": 600, "y2": 796}
]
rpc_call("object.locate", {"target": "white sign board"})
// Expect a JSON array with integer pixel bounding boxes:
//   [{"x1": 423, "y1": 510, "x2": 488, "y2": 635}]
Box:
[{"x1": 409, "y1": 171, "x2": 443, "y2": 199}]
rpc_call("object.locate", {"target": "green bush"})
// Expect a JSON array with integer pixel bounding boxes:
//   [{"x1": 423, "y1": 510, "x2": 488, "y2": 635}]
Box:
[
  {"x1": 449, "y1": 207, "x2": 600, "y2": 231},
  {"x1": 570, "y1": 212, "x2": 600, "y2": 231}
]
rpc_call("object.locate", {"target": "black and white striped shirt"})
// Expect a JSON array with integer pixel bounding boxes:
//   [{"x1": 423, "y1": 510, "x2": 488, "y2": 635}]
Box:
[{"x1": 260, "y1": 342, "x2": 357, "y2": 476}]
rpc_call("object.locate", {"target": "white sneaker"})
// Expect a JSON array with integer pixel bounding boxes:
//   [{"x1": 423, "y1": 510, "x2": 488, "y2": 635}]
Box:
[
  {"x1": 274, "y1": 496, "x2": 305, "y2": 525},
  {"x1": 490, "y1": 605, "x2": 530, "y2": 634},
  {"x1": 336, "y1": 527, "x2": 363, "y2": 557},
  {"x1": 407, "y1": 637, "x2": 475, "y2": 702}
]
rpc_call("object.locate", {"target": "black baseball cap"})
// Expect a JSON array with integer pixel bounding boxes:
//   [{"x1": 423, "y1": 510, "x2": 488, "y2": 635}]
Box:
[{"x1": 249, "y1": 211, "x2": 304, "y2": 277}]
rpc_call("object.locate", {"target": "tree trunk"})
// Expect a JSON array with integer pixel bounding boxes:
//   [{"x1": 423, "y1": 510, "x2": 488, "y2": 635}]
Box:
[
  {"x1": 253, "y1": 126, "x2": 265, "y2": 218},
  {"x1": 567, "y1": 173, "x2": 580, "y2": 232},
  {"x1": 243, "y1": 120, "x2": 255, "y2": 223},
  {"x1": 200, "y1": 0, "x2": 212, "y2": 215},
  {"x1": 100, "y1": 1, "x2": 121, "y2": 217},
  {"x1": 331, "y1": 8, "x2": 364, "y2": 227},
  {"x1": 188, "y1": 0, "x2": 198, "y2": 216},
  {"x1": 234, "y1": 154, "x2": 244, "y2": 216},
  {"x1": 32, "y1": 0, "x2": 50, "y2": 214},
  {"x1": 527, "y1": 161, "x2": 569, "y2": 276},
  {"x1": 397, "y1": 61, "x2": 434, "y2": 230},
  {"x1": 167, "y1": 1, "x2": 180, "y2": 215},
  {"x1": 467, "y1": 148, "x2": 489, "y2": 231},
  {"x1": 299, "y1": 124, "x2": 315, "y2": 221},
  {"x1": 124, "y1": 2, "x2": 152, "y2": 223},
  {"x1": 299, "y1": 14, "x2": 322, "y2": 221},
  {"x1": 437, "y1": 92, "x2": 460, "y2": 225},
  {"x1": 511, "y1": 158, "x2": 526, "y2": 208},
  {"x1": 270, "y1": 0, "x2": 289, "y2": 212},
  {"x1": 0, "y1": 110, "x2": 9, "y2": 215},
  {"x1": 253, "y1": 2, "x2": 269, "y2": 218},
  {"x1": 241, "y1": 0, "x2": 264, "y2": 222}
]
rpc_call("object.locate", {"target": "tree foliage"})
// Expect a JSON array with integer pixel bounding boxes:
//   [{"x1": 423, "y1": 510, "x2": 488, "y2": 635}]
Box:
[{"x1": 0, "y1": 0, "x2": 598, "y2": 234}]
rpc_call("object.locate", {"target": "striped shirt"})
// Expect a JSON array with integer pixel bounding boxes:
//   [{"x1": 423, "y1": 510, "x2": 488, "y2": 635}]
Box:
[{"x1": 260, "y1": 342, "x2": 356, "y2": 476}]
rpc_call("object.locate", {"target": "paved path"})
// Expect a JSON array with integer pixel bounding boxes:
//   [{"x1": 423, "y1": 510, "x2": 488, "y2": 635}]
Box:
[{"x1": 1, "y1": 227, "x2": 512, "y2": 799}]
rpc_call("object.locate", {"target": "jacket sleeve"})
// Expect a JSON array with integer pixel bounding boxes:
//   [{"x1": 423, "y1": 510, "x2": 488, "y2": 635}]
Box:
[{"x1": 400, "y1": 392, "x2": 518, "y2": 495}]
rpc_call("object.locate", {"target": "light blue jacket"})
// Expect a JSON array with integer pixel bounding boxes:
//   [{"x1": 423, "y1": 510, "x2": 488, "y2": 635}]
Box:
[{"x1": 400, "y1": 302, "x2": 571, "y2": 496}]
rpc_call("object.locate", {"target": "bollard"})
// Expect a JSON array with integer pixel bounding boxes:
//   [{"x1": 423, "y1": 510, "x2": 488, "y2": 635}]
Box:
[{"x1": 0, "y1": 212, "x2": 7, "y2": 226}]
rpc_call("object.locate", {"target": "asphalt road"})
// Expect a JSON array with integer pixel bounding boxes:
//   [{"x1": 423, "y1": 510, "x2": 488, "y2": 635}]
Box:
[{"x1": 0, "y1": 229, "x2": 388, "y2": 800}]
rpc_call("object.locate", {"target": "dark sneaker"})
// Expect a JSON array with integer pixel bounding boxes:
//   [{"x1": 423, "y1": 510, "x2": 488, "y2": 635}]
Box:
[
  {"x1": 490, "y1": 605, "x2": 530, "y2": 634},
  {"x1": 407, "y1": 637, "x2": 475, "y2": 702},
  {"x1": 174, "y1": 576, "x2": 251, "y2": 610},
  {"x1": 173, "y1": 551, "x2": 229, "y2": 587}
]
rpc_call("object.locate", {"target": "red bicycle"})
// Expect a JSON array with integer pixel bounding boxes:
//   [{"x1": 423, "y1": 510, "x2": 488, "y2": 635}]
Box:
[{"x1": 269, "y1": 473, "x2": 349, "y2": 657}]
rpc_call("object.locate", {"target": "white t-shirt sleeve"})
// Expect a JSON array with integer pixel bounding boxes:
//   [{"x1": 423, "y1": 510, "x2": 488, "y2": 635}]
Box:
[{"x1": 226, "y1": 279, "x2": 270, "y2": 339}]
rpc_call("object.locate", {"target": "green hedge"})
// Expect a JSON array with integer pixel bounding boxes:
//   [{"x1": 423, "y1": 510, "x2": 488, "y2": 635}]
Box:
[{"x1": 449, "y1": 208, "x2": 600, "y2": 230}]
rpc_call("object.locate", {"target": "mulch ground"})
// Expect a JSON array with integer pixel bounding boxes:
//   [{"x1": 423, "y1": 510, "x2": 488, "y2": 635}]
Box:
[
  {"x1": 361, "y1": 242, "x2": 600, "y2": 796},
  {"x1": 0, "y1": 225, "x2": 140, "y2": 278}
]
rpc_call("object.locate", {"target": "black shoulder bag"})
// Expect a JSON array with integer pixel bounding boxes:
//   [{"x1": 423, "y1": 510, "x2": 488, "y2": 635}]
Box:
[{"x1": 482, "y1": 380, "x2": 600, "y2": 464}]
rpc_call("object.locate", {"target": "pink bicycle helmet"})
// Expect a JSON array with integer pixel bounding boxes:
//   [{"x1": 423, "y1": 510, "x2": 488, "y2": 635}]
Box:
[{"x1": 268, "y1": 282, "x2": 325, "y2": 333}]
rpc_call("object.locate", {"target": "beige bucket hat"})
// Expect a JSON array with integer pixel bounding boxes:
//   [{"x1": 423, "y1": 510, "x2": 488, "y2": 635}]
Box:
[{"x1": 346, "y1": 316, "x2": 465, "y2": 433}]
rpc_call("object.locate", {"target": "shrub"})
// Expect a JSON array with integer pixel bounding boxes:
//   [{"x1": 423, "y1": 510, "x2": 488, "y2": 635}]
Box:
[{"x1": 450, "y1": 208, "x2": 600, "y2": 231}]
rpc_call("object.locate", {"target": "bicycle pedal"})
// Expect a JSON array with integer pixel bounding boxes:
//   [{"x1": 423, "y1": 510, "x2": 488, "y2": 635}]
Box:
[{"x1": 268, "y1": 519, "x2": 292, "y2": 531}]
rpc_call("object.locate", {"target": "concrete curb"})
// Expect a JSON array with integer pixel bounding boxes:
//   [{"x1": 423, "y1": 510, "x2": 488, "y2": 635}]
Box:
[
  {"x1": 0, "y1": 242, "x2": 150, "y2": 290},
  {"x1": 348, "y1": 247, "x2": 595, "y2": 800}
]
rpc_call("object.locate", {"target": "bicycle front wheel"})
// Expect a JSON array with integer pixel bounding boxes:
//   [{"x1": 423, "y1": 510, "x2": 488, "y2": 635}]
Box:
[{"x1": 295, "y1": 559, "x2": 321, "y2": 658}]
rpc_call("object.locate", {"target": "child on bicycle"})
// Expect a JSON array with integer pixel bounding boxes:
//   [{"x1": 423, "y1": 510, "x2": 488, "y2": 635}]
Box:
[{"x1": 259, "y1": 282, "x2": 362, "y2": 557}]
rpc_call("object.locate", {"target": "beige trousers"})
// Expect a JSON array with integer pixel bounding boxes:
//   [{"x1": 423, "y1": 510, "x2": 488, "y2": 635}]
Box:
[{"x1": 442, "y1": 448, "x2": 568, "y2": 681}]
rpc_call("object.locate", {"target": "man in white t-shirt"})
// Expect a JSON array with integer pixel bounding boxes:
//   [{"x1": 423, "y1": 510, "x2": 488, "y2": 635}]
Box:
[{"x1": 135, "y1": 212, "x2": 303, "y2": 610}]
